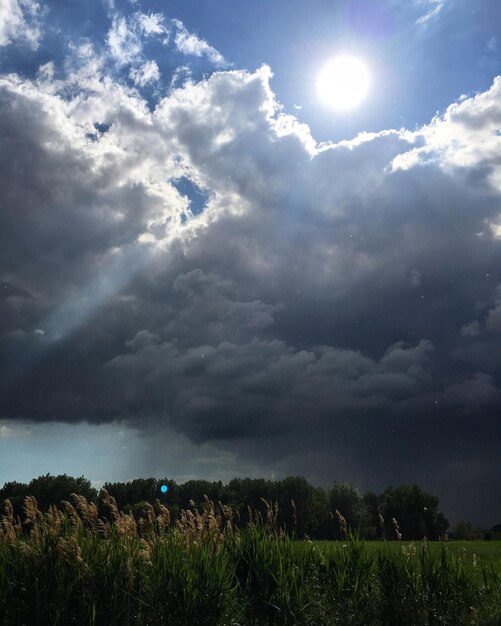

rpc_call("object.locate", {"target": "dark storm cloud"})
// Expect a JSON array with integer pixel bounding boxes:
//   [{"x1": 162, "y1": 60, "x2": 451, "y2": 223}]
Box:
[
  {"x1": 0, "y1": 30, "x2": 500, "y2": 521},
  {"x1": 0, "y1": 75, "x2": 156, "y2": 297}
]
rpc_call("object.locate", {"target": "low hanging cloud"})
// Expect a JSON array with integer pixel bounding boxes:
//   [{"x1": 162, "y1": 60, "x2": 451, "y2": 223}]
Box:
[{"x1": 0, "y1": 20, "x2": 500, "y2": 504}]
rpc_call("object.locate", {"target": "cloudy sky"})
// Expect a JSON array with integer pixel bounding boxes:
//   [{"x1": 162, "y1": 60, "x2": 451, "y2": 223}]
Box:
[{"x1": 0, "y1": 0, "x2": 500, "y2": 526}]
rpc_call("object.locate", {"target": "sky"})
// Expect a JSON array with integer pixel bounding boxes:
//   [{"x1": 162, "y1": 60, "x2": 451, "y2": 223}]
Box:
[{"x1": 0, "y1": 0, "x2": 500, "y2": 527}]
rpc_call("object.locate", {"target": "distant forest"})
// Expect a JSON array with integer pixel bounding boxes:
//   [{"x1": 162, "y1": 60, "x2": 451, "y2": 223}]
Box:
[{"x1": 0, "y1": 474, "x2": 461, "y2": 540}]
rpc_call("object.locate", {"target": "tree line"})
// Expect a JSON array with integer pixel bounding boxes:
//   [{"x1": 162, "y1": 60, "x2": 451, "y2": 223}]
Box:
[{"x1": 0, "y1": 473, "x2": 458, "y2": 540}]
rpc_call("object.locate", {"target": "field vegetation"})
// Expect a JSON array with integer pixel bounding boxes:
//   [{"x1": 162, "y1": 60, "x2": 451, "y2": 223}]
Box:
[
  {"x1": 1, "y1": 490, "x2": 501, "y2": 626},
  {"x1": 0, "y1": 474, "x2": 456, "y2": 541}
]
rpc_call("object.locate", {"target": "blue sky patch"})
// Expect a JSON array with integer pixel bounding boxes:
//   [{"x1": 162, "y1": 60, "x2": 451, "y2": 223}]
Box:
[{"x1": 172, "y1": 177, "x2": 209, "y2": 217}]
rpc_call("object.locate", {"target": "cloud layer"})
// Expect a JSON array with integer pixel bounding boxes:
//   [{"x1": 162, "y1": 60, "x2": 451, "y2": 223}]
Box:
[{"x1": 0, "y1": 3, "x2": 500, "y2": 519}]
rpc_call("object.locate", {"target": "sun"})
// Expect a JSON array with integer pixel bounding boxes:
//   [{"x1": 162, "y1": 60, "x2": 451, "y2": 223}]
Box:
[{"x1": 316, "y1": 55, "x2": 370, "y2": 110}]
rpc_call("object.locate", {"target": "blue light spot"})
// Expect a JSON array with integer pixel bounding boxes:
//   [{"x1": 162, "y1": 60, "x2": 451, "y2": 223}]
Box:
[{"x1": 160, "y1": 484, "x2": 168, "y2": 493}]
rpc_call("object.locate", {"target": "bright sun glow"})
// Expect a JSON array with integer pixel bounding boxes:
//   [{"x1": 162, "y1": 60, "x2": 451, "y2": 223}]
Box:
[{"x1": 316, "y1": 55, "x2": 370, "y2": 110}]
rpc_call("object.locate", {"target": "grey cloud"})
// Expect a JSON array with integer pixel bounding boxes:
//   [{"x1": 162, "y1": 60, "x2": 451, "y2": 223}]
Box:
[
  {"x1": 0, "y1": 77, "x2": 153, "y2": 286},
  {"x1": 442, "y1": 372, "x2": 500, "y2": 409},
  {"x1": 98, "y1": 332, "x2": 436, "y2": 441},
  {"x1": 486, "y1": 287, "x2": 501, "y2": 332},
  {"x1": 0, "y1": 55, "x2": 500, "y2": 523}
]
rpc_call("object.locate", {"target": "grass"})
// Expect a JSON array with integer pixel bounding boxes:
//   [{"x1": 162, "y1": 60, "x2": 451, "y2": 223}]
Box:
[
  {"x1": 1, "y1": 493, "x2": 501, "y2": 625},
  {"x1": 313, "y1": 540, "x2": 501, "y2": 579}
]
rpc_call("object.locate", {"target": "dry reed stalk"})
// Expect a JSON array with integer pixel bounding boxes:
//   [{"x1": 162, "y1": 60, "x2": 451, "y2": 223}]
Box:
[
  {"x1": 98, "y1": 518, "x2": 110, "y2": 538},
  {"x1": 22, "y1": 496, "x2": 43, "y2": 545},
  {"x1": 176, "y1": 509, "x2": 197, "y2": 547},
  {"x1": 392, "y1": 517, "x2": 402, "y2": 541},
  {"x1": 23, "y1": 495, "x2": 42, "y2": 528},
  {"x1": 99, "y1": 488, "x2": 119, "y2": 521},
  {"x1": 46, "y1": 504, "x2": 63, "y2": 535},
  {"x1": 139, "y1": 502, "x2": 156, "y2": 538},
  {"x1": 58, "y1": 535, "x2": 83, "y2": 564},
  {"x1": 116, "y1": 512, "x2": 138, "y2": 540},
  {"x1": 203, "y1": 495, "x2": 222, "y2": 537},
  {"x1": 138, "y1": 537, "x2": 152, "y2": 563},
  {"x1": 335, "y1": 509, "x2": 348, "y2": 540},
  {"x1": 247, "y1": 505, "x2": 254, "y2": 527},
  {"x1": 194, "y1": 508, "x2": 204, "y2": 534},
  {"x1": 71, "y1": 493, "x2": 98, "y2": 533},
  {"x1": 260, "y1": 498, "x2": 279, "y2": 533},
  {"x1": 61, "y1": 500, "x2": 82, "y2": 530},
  {"x1": 156, "y1": 501, "x2": 171, "y2": 531},
  {"x1": 401, "y1": 541, "x2": 417, "y2": 558},
  {"x1": 1, "y1": 499, "x2": 18, "y2": 543}
]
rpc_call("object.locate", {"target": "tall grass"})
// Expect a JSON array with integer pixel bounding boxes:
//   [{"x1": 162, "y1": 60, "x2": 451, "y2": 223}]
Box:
[{"x1": 0, "y1": 492, "x2": 500, "y2": 625}]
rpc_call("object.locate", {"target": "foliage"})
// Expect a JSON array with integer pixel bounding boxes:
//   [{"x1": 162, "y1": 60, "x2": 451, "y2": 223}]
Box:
[
  {"x1": 379, "y1": 484, "x2": 449, "y2": 540},
  {"x1": 0, "y1": 474, "x2": 96, "y2": 521},
  {"x1": 454, "y1": 520, "x2": 485, "y2": 540},
  {"x1": 0, "y1": 474, "x2": 451, "y2": 541},
  {"x1": 491, "y1": 524, "x2": 501, "y2": 540},
  {"x1": 328, "y1": 482, "x2": 364, "y2": 538},
  {"x1": 0, "y1": 493, "x2": 499, "y2": 625}
]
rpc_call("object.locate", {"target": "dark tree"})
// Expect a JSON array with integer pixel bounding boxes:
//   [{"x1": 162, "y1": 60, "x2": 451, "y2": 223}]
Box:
[
  {"x1": 328, "y1": 481, "x2": 364, "y2": 537},
  {"x1": 362, "y1": 491, "x2": 383, "y2": 539},
  {"x1": 380, "y1": 484, "x2": 448, "y2": 540}
]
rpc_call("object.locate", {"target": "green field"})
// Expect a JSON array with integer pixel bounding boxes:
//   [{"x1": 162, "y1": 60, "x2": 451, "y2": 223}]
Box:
[
  {"x1": 2, "y1": 495, "x2": 501, "y2": 625},
  {"x1": 314, "y1": 540, "x2": 501, "y2": 577}
]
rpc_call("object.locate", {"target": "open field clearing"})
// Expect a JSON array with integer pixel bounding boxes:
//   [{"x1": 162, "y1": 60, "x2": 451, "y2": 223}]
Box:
[
  {"x1": 313, "y1": 540, "x2": 501, "y2": 579},
  {"x1": 1, "y1": 494, "x2": 501, "y2": 625}
]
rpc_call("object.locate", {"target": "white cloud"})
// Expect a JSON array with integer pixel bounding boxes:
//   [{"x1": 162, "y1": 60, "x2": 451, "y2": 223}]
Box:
[
  {"x1": 415, "y1": 0, "x2": 446, "y2": 25},
  {"x1": 170, "y1": 65, "x2": 192, "y2": 88},
  {"x1": 106, "y1": 11, "x2": 168, "y2": 66},
  {"x1": 391, "y1": 76, "x2": 501, "y2": 193},
  {"x1": 137, "y1": 12, "x2": 168, "y2": 38},
  {"x1": 173, "y1": 19, "x2": 227, "y2": 66},
  {"x1": 107, "y1": 15, "x2": 142, "y2": 65},
  {"x1": 489, "y1": 221, "x2": 501, "y2": 239},
  {"x1": 130, "y1": 59, "x2": 160, "y2": 86},
  {"x1": 0, "y1": 0, "x2": 41, "y2": 48}
]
